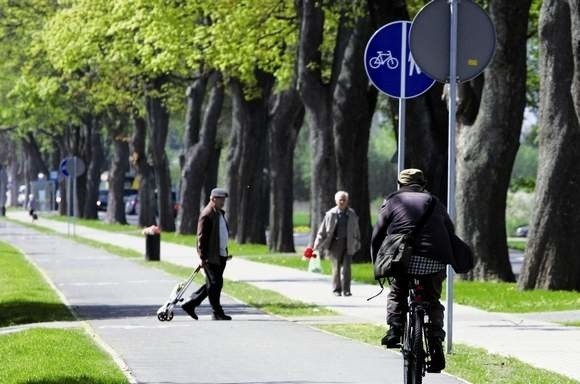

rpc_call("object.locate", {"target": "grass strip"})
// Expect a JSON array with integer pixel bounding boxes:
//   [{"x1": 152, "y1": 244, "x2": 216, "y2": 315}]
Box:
[
  {"x1": 559, "y1": 321, "x2": 580, "y2": 327},
  {"x1": 507, "y1": 238, "x2": 527, "y2": 251},
  {"x1": 0, "y1": 328, "x2": 128, "y2": 384},
  {"x1": 452, "y1": 280, "x2": 580, "y2": 313},
  {"x1": 316, "y1": 323, "x2": 579, "y2": 384},
  {"x1": 46, "y1": 214, "x2": 142, "y2": 235},
  {"x1": 0, "y1": 241, "x2": 74, "y2": 327}
]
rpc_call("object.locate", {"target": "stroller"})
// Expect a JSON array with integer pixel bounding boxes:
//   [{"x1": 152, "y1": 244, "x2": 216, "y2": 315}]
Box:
[{"x1": 157, "y1": 265, "x2": 201, "y2": 322}]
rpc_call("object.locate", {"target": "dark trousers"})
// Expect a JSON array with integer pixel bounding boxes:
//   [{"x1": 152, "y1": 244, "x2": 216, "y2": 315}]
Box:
[
  {"x1": 189, "y1": 257, "x2": 227, "y2": 314},
  {"x1": 328, "y1": 238, "x2": 351, "y2": 293},
  {"x1": 387, "y1": 269, "x2": 446, "y2": 339}
]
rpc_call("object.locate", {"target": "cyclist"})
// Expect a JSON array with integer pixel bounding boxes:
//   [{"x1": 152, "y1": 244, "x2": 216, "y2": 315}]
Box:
[{"x1": 371, "y1": 168, "x2": 454, "y2": 373}]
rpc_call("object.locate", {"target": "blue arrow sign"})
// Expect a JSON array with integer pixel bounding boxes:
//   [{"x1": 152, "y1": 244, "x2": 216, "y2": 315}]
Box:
[
  {"x1": 59, "y1": 158, "x2": 69, "y2": 177},
  {"x1": 364, "y1": 21, "x2": 435, "y2": 99}
]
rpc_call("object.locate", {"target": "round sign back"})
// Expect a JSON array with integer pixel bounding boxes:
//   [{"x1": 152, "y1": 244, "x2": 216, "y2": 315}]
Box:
[{"x1": 410, "y1": 0, "x2": 496, "y2": 83}]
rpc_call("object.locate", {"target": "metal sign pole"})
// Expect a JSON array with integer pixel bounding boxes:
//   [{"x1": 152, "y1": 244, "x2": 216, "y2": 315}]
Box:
[
  {"x1": 73, "y1": 157, "x2": 77, "y2": 236},
  {"x1": 446, "y1": 0, "x2": 459, "y2": 354},
  {"x1": 67, "y1": 173, "x2": 71, "y2": 236},
  {"x1": 397, "y1": 22, "x2": 408, "y2": 174}
]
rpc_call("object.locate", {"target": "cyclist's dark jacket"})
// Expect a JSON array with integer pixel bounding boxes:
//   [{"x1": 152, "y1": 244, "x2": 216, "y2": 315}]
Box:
[{"x1": 371, "y1": 185, "x2": 454, "y2": 265}]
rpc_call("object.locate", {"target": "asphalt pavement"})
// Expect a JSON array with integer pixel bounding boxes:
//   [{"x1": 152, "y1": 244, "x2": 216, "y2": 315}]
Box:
[{"x1": 0, "y1": 218, "x2": 464, "y2": 384}]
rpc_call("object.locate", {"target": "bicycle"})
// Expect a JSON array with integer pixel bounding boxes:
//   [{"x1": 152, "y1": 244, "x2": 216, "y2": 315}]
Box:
[
  {"x1": 401, "y1": 278, "x2": 434, "y2": 384},
  {"x1": 368, "y1": 50, "x2": 399, "y2": 70}
]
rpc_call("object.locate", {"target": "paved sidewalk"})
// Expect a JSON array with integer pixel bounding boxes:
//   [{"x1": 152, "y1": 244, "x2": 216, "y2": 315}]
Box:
[
  {"x1": 0, "y1": 218, "x2": 462, "y2": 384},
  {"x1": 5, "y1": 211, "x2": 580, "y2": 382}
]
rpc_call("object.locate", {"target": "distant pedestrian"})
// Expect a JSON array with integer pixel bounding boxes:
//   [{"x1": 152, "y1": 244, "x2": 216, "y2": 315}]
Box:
[
  {"x1": 312, "y1": 191, "x2": 361, "y2": 296},
  {"x1": 371, "y1": 168, "x2": 452, "y2": 373},
  {"x1": 27, "y1": 195, "x2": 38, "y2": 221},
  {"x1": 181, "y1": 187, "x2": 232, "y2": 321}
]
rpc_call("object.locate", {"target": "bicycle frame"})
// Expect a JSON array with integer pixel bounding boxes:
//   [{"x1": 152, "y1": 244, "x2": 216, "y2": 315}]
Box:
[{"x1": 402, "y1": 278, "x2": 432, "y2": 384}]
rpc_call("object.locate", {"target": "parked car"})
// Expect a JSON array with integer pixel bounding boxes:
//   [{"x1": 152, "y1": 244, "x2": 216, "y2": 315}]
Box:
[
  {"x1": 515, "y1": 225, "x2": 529, "y2": 238},
  {"x1": 125, "y1": 190, "x2": 178, "y2": 217},
  {"x1": 98, "y1": 189, "x2": 138, "y2": 211}
]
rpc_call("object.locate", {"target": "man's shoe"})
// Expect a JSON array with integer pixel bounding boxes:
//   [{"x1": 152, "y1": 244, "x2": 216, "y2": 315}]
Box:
[
  {"x1": 427, "y1": 338, "x2": 446, "y2": 373},
  {"x1": 181, "y1": 301, "x2": 198, "y2": 320},
  {"x1": 333, "y1": 291, "x2": 342, "y2": 296},
  {"x1": 381, "y1": 326, "x2": 402, "y2": 348},
  {"x1": 343, "y1": 292, "x2": 352, "y2": 297},
  {"x1": 212, "y1": 312, "x2": 232, "y2": 321}
]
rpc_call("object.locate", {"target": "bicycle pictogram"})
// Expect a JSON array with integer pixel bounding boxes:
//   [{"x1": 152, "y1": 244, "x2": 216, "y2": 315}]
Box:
[{"x1": 368, "y1": 50, "x2": 399, "y2": 70}]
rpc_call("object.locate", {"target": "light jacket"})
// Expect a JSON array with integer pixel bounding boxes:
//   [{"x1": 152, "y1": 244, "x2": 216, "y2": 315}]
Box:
[{"x1": 313, "y1": 206, "x2": 361, "y2": 256}]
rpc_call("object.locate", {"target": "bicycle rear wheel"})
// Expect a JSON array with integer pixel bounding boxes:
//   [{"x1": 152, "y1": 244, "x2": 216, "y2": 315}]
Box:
[{"x1": 404, "y1": 313, "x2": 424, "y2": 384}]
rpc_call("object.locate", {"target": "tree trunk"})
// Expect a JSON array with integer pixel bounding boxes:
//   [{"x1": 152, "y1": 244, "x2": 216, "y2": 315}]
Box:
[
  {"x1": 74, "y1": 122, "x2": 89, "y2": 218},
  {"x1": 227, "y1": 74, "x2": 273, "y2": 244},
  {"x1": 179, "y1": 76, "x2": 207, "y2": 169},
  {"x1": 298, "y1": 0, "x2": 337, "y2": 246},
  {"x1": 83, "y1": 116, "x2": 104, "y2": 219},
  {"x1": 268, "y1": 86, "x2": 305, "y2": 252},
  {"x1": 146, "y1": 77, "x2": 175, "y2": 232},
  {"x1": 455, "y1": 0, "x2": 530, "y2": 282},
  {"x1": 225, "y1": 116, "x2": 241, "y2": 237},
  {"x1": 131, "y1": 116, "x2": 156, "y2": 227},
  {"x1": 332, "y1": 12, "x2": 376, "y2": 262},
  {"x1": 106, "y1": 123, "x2": 129, "y2": 225},
  {"x1": 202, "y1": 144, "x2": 221, "y2": 206},
  {"x1": 21, "y1": 133, "x2": 50, "y2": 206},
  {"x1": 178, "y1": 72, "x2": 224, "y2": 234},
  {"x1": 519, "y1": 0, "x2": 580, "y2": 290}
]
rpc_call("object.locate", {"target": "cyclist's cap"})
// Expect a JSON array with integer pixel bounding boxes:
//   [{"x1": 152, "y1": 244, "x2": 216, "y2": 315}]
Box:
[
  {"x1": 210, "y1": 187, "x2": 229, "y2": 198},
  {"x1": 398, "y1": 168, "x2": 426, "y2": 186}
]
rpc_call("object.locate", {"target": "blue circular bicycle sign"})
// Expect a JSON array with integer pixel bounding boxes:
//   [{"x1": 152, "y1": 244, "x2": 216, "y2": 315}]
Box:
[{"x1": 365, "y1": 21, "x2": 435, "y2": 99}]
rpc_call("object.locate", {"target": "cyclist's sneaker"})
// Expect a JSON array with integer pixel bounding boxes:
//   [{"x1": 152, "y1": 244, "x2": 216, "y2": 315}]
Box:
[
  {"x1": 380, "y1": 326, "x2": 402, "y2": 348},
  {"x1": 427, "y1": 338, "x2": 446, "y2": 373}
]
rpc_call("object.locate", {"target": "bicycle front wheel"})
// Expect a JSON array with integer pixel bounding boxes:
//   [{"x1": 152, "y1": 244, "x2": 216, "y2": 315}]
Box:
[{"x1": 404, "y1": 314, "x2": 425, "y2": 384}]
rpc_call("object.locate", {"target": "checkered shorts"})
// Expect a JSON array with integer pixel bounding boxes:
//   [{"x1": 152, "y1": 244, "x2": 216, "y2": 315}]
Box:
[{"x1": 407, "y1": 255, "x2": 446, "y2": 275}]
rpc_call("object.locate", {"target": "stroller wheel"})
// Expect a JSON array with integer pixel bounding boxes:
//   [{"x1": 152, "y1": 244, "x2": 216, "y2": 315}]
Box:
[
  {"x1": 166, "y1": 312, "x2": 174, "y2": 321},
  {"x1": 157, "y1": 312, "x2": 166, "y2": 321}
]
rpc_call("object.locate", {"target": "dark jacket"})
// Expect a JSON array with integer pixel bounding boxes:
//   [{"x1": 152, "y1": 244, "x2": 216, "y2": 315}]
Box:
[
  {"x1": 371, "y1": 185, "x2": 454, "y2": 264},
  {"x1": 197, "y1": 203, "x2": 227, "y2": 264}
]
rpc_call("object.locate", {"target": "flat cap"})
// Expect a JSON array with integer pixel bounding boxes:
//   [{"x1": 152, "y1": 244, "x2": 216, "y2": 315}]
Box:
[
  {"x1": 398, "y1": 168, "x2": 426, "y2": 186},
  {"x1": 210, "y1": 187, "x2": 229, "y2": 198}
]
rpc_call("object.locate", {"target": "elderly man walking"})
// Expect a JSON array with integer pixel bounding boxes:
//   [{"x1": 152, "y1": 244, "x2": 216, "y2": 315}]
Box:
[
  {"x1": 181, "y1": 187, "x2": 232, "y2": 321},
  {"x1": 313, "y1": 191, "x2": 361, "y2": 296}
]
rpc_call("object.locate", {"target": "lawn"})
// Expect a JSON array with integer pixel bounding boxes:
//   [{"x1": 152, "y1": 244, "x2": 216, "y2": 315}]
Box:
[
  {"x1": 0, "y1": 241, "x2": 74, "y2": 327},
  {"x1": 0, "y1": 328, "x2": 129, "y2": 384}
]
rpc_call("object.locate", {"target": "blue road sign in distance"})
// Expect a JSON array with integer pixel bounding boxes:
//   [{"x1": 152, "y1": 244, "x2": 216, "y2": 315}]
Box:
[
  {"x1": 59, "y1": 158, "x2": 69, "y2": 177},
  {"x1": 364, "y1": 21, "x2": 435, "y2": 99}
]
